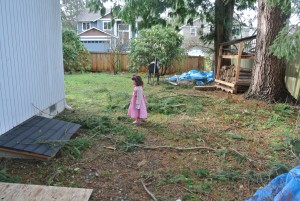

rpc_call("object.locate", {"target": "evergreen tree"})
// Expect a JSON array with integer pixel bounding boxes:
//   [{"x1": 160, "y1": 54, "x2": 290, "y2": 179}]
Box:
[{"x1": 245, "y1": 0, "x2": 299, "y2": 102}]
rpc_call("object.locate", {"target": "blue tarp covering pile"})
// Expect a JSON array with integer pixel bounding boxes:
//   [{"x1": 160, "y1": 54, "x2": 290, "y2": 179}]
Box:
[
  {"x1": 247, "y1": 166, "x2": 300, "y2": 201},
  {"x1": 167, "y1": 70, "x2": 214, "y2": 85}
]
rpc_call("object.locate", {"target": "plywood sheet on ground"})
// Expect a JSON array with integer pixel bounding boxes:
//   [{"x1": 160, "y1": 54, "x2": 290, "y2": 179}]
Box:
[{"x1": 0, "y1": 182, "x2": 93, "y2": 201}]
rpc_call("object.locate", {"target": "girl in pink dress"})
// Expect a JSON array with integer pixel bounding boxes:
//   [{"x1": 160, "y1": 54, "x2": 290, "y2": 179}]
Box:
[{"x1": 128, "y1": 74, "x2": 147, "y2": 124}]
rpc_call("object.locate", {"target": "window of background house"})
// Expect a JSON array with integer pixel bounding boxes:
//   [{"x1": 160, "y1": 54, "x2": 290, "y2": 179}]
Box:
[
  {"x1": 190, "y1": 28, "x2": 196, "y2": 36},
  {"x1": 118, "y1": 24, "x2": 129, "y2": 31},
  {"x1": 82, "y1": 22, "x2": 90, "y2": 31},
  {"x1": 103, "y1": 21, "x2": 112, "y2": 30}
]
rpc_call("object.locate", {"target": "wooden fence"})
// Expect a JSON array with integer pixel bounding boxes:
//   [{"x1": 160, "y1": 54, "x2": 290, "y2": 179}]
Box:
[{"x1": 88, "y1": 52, "x2": 205, "y2": 74}]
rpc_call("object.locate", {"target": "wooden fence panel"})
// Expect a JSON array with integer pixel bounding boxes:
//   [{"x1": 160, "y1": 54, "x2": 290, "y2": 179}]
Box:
[{"x1": 88, "y1": 53, "x2": 205, "y2": 74}]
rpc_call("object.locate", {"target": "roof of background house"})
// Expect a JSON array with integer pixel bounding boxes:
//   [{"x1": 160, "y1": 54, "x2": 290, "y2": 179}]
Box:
[
  {"x1": 79, "y1": 27, "x2": 116, "y2": 37},
  {"x1": 179, "y1": 18, "x2": 201, "y2": 29},
  {"x1": 77, "y1": 8, "x2": 111, "y2": 22}
]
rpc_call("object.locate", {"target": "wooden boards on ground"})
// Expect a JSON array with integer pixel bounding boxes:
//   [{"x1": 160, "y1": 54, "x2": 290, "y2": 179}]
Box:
[
  {"x1": 193, "y1": 85, "x2": 217, "y2": 91},
  {"x1": 0, "y1": 182, "x2": 93, "y2": 201}
]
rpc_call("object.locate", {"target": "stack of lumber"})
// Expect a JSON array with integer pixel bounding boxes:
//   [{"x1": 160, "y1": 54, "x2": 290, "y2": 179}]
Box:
[
  {"x1": 219, "y1": 65, "x2": 252, "y2": 84},
  {"x1": 219, "y1": 65, "x2": 236, "y2": 83},
  {"x1": 238, "y1": 68, "x2": 252, "y2": 82}
]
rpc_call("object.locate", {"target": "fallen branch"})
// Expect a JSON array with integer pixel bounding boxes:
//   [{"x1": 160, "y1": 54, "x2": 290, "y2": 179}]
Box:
[
  {"x1": 177, "y1": 184, "x2": 194, "y2": 194},
  {"x1": 132, "y1": 144, "x2": 216, "y2": 152},
  {"x1": 229, "y1": 147, "x2": 254, "y2": 163},
  {"x1": 290, "y1": 148, "x2": 300, "y2": 161},
  {"x1": 177, "y1": 185, "x2": 204, "y2": 201},
  {"x1": 173, "y1": 92, "x2": 210, "y2": 98},
  {"x1": 141, "y1": 180, "x2": 158, "y2": 201}
]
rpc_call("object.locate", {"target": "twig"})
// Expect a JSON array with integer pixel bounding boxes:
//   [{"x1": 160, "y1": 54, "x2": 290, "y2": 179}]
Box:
[
  {"x1": 228, "y1": 147, "x2": 254, "y2": 163},
  {"x1": 103, "y1": 146, "x2": 116, "y2": 150},
  {"x1": 177, "y1": 185, "x2": 204, "y2": 201},
  {"x1": 290, "y1": 148, "x2": 300, "y2": 161},
  {"x1": 31, "y1": 103, "x2": 56, "y2": 117},
  {"x1": 141, "y1": 180, "x2": 158, "y2": 201},
  {"x1": 177, "y1": 184, "x2": 194, "y2": 194}
]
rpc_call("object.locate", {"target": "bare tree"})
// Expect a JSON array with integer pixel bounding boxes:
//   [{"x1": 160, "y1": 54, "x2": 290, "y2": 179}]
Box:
[{"x1": 61, "y1": 0, "x2": 85, "y2": 30}]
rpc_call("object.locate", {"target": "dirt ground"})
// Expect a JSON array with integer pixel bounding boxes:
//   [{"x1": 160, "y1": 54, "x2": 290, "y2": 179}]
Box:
[{"x1": 1, "y1": 77, "x2": 299, "y2": 201}]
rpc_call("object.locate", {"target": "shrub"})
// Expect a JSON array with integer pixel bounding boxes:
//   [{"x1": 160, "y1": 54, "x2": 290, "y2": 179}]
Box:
[
  {"x1": 129, "y1": 25, "x2": 184, "y2": 75},
  {"x1": 62, "y1": 29, "x2": 91, "y2": 72}
]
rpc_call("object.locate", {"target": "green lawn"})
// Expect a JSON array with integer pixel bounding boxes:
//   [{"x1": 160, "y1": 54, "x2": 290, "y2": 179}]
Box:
[{"x1": 1, "y1": 72, "x2": 299, "y2": 201}]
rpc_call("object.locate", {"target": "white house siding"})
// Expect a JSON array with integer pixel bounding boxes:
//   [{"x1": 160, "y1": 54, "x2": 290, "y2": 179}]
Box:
[{"x1": 0, "y1": 0, "x2": 65, "y2": 135}]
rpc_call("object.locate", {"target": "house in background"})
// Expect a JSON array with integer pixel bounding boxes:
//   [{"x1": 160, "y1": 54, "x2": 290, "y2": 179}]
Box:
[
  {"x1": 179, "y1": 18, "x2": 211, "y2": 56},
  {"x1": 77, "y1": 9, "x2": 138, "y2": 52},
  {"x1": 179, "y1": 18, "x2": 256, "y2": 56}
]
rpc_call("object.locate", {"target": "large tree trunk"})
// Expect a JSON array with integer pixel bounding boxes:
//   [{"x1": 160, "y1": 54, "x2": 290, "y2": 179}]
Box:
[
  {"x1": 214, "y1": 0, "x2": 234, "y2": 71},
  {"x1": 245, "y1": 0, "x2": 295, "y2": 102}
]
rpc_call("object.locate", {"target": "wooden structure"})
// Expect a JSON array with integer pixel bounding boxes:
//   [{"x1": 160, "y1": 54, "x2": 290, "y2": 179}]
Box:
[
  {"x1": 215, "y1": 35, "x2": 256, "y2": 93},
  {"x1": 0, "y1": 182, "x2": 93, "y2": 201}
]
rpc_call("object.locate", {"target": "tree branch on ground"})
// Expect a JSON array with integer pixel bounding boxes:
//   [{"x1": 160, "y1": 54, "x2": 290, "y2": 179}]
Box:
[{"x1": 141, "y1": 180, "x2": 158, "y2": 201}]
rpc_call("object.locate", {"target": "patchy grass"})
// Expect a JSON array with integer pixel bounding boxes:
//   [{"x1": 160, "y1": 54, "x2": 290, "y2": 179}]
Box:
[{"x1": 1, "y1": 72, "x2": 299, "y2": 201}]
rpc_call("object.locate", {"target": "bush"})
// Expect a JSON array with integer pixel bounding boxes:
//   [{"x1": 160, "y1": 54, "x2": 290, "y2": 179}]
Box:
[
  {"x1": 129, "y1": 25, "x2": 184, "y2": 75},
  {"x1": 62, "y1": 29, "x2": 91, "y2": 72}
]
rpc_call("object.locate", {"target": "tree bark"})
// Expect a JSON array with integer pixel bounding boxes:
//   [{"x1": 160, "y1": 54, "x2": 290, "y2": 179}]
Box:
[{"x1": 245, "y1": 0, "x2": 295, "y2": 103}]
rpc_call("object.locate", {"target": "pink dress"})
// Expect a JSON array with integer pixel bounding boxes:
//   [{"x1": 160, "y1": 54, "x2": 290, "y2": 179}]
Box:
[{"x1": 128, "y1": 86, "x2": 147, "y2": 119}]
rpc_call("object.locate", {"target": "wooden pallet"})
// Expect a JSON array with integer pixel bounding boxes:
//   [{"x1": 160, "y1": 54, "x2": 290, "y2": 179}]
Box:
[
  {"x1": 215, "y1": 83, "x2": 234, "y2": 93},
  {"x1": 215, "y1": 80, "x2": 251, "y2": 94}
]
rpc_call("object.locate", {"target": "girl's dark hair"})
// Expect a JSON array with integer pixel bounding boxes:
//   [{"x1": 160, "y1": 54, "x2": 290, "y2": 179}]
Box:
[{"x1": 132, "y1": 74, "x2": 143, "y2": 86}]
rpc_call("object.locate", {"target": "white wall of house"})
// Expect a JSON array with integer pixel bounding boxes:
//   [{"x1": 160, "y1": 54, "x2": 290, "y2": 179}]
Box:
[{"x1": 0, "y1": 0, "x2": 65, "y2": 135}]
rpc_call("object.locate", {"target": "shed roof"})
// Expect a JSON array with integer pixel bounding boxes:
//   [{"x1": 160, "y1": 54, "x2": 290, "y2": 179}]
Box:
[{"x1": 0, "y1": 116, "x2": 81, "y2": 159}]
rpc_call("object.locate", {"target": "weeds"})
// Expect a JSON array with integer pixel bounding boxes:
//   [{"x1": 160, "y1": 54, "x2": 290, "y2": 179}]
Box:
[
  {"x1": 272, "y1": 103, "x2": 294, "y2": 117},
  {"x1": 226, "y1": 133, "x2": 246, "y2": 140},
  {"x1": 61, "y1": 137, "x2": 92, "y2": 159},
  {"x1": 194, "y1": 168, "x2": 210, "y2": 177},
  {"x1": 0, "y1": 169, "x2": 20, "y2": 183},
  {"x1": 46, "y1": 166, "x2": 81, "y2": 186},
  {"x1": 15, "y1": 73, "x2": 297, "y2": 200},
  {"x1": 116, "y1": 128, "x2": 145, "y2": 151},
  {"x1": 287, "y1": 137, "x2": 300, "y2": 156},
  {"x1": 147, "y1": 95, "x2": 204, "y2": 115}
]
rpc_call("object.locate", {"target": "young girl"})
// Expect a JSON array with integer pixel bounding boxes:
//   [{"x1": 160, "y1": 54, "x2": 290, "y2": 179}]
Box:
[{"x1": 128, "y1": 74, "x2": 147, "y2": 124}]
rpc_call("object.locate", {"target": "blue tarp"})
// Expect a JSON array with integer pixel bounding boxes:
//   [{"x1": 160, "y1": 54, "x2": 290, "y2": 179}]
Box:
[
  {"x1": 247, "y1": 166, "x2": 300, "y2": 201},
  {"x1": 167, "y1": 70, "x2": 214, "y2": 85}
]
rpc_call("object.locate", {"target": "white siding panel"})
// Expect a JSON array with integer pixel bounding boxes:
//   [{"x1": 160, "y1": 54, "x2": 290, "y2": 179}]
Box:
[{"x1": 0, "y1": 0, "x2": 65, "y2": 135}]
